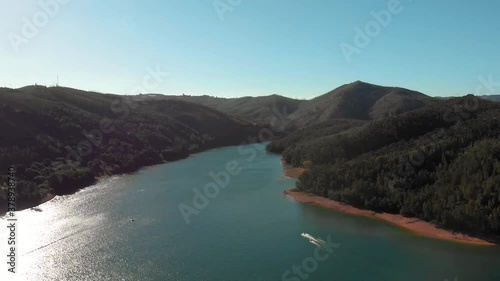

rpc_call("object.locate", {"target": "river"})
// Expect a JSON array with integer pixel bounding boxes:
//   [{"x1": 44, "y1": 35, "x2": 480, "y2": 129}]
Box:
[{"x1": 2, "y1": 144, "x2": 500, "y2": 281}]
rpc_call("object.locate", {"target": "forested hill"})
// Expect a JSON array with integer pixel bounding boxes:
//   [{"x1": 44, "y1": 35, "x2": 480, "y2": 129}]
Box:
[
  {"x1": 0, "y1": 86, "x2": 261, "y2": 211},
  {"x1": 154, "y1": 94, "x2": 306, "y2": 126},
  {"x1": 287, "y1": 81, "x2": 438, "y2": 127},
  {"x1": 160, "y1": 81, "x2": 438, "y2": 130},
  {"x1": 268, "y1": 96, "x2": 500, "y2": 240}
]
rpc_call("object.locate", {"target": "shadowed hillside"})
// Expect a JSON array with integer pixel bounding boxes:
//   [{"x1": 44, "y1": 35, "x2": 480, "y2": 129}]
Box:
[
  {"x1": 268, "y1": 95, "x2": 500, "y2": 240},
  {"x1": 156, "y1": 94, "x2": 306, "y2": 126},
  {"x1": 0, "y1": 86, "x2": 261, "y2": 211}
]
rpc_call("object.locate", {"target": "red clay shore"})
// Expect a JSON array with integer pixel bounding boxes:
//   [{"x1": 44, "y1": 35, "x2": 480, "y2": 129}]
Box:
[
  {"x1": 282, "y1": 164, "x2": 495, "y2": 246},
  {"x1": 281, "y1": 160, "x2": 306, "y2": 179}
]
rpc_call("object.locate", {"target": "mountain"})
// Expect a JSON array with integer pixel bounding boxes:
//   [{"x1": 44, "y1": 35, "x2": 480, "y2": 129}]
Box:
[
  {"x1": 0, "y1": 86, "x2": 261, "y2": 211},
  {"x1": 287, "y1": 81, "x2": 438, "y2": 128},
  {"x1": 154, "y1": 94, "x2": 306, "y2": 125},
  {"x1": 268, "y1": 95, "x2": 500, "y2": 240},
  {"x1": 159, "y1": 81, "x2": 437, "y2": 130}
]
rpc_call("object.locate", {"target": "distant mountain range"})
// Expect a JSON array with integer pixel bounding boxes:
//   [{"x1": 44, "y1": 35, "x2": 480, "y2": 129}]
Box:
[
  {"x1": 147, "y1": 93, "x2": 306, "y2": 126},
  {"x1": 481, "y1": 95, "x2": 500, "y2": 102},
  {"x1": 160, "y1": 81, "x2": 498, "y2": 128}
]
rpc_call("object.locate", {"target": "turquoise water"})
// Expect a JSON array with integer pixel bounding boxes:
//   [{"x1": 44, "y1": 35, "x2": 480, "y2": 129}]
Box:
[{"x1": 3, "y1": 144, "x2": 500, "y2": 281}]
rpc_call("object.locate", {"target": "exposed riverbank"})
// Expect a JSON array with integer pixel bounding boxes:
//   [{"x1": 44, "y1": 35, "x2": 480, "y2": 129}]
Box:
[
  {"x1": 281, "y1": 160, "x2": 306, "y2": 178},
  {"x1": 282, "y1": 164, "x2": 496, "y2": 246}
]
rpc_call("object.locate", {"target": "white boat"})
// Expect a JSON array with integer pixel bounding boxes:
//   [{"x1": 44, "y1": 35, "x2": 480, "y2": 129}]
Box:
[
  {"x1": 301, "y1": 232, "x2": 327, "y2": 249},
  {"x1": 301, "y1": 232, "x2": 324, "y2": 243}
]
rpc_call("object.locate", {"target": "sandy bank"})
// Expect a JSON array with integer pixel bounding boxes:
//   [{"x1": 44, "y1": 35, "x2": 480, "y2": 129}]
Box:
[
  {"x1": 281, "y1": 163, "x2": 495, "y2": 246},
  {"x1": 281, "y1": 160, "x2": 306, "y2": 179},
  {"x1": 284, "y1": 189, "x2": 494, "y2": 246}
]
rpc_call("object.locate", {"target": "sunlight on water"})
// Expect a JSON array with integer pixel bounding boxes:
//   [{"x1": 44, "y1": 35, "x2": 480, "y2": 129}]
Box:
[
  {"x1": 1, "y1": 178, "x2": 122, "y2": 280},
  {"x1": 1, "y1": 146, "x2": 500, "y2": 281}
]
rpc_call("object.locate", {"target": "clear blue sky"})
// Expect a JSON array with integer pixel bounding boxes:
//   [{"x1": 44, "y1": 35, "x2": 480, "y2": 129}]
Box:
[{"x1": 0, "y1": 0, "x2": 499, "y2": 98}]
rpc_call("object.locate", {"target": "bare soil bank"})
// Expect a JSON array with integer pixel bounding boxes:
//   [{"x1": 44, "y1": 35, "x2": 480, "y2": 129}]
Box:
[{"x1": 282, "y1": 163, "x2": 495, "y2": 246}]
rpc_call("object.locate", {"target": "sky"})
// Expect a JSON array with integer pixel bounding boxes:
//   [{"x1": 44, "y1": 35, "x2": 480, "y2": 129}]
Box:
[{"x1": 0, "y1": 0, "x2": 499, "y2": 98}]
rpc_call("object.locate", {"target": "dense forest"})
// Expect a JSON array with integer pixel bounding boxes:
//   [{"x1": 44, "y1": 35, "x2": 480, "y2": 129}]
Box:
[
  {"x1": 269, "y1": 96, "x2": 500, "y2": 239},
  {"x1": 0, "y1": 86, "x2": 261, "y2": 211}
]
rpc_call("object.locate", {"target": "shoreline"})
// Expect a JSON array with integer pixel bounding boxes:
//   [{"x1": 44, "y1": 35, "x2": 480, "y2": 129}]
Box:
[
  {"x1": 282, "y1": 165, "x2": 496, "y2": 246},
  {"x1": 281, "y1": 160, "x2": 306, "y2": 178},
  {"x1": 0, "y1": 193, "x2": 56, "y2": 216},
  {"x1": 2, "y1": 141, "x2": 268, "y2": 215}
]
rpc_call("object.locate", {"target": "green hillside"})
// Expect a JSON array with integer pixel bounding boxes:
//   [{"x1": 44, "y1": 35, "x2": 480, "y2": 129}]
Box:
[
  {"x1": 0, "y1": 86, "x2": 261, "y2": 211},
  {"x1": 269, "y1": 95, "x2": 500, "y2": 240}
]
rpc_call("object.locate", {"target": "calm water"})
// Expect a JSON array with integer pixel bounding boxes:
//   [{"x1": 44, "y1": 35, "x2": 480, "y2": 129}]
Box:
[{"x1": 2, "y1": 144, "x2": 500, "y2": 281}]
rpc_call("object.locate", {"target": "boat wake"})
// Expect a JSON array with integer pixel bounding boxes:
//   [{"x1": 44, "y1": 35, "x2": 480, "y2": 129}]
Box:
[{"x1": 301, "y1": 232, "x2": 327, "y2": 250}]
